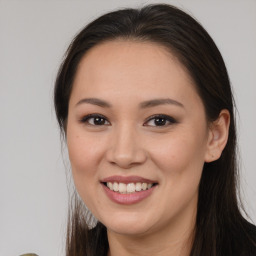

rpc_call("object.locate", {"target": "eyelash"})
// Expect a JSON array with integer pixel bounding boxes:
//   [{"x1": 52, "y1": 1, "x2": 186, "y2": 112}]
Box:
[
  {"x1": 79, "y1": 114, "x2": 177, "y2": 127},
  {"x1": 144, "y1": 114, "x2": 177, "y2": 127},
  {"x1": 80, "y1": 114, "x2": 110, "y2": 126}
]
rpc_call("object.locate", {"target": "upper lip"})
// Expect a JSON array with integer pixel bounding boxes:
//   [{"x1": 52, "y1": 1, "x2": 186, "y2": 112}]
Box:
[{"x1": 101, "y1": 175, "x2": 158, "y2": 184}]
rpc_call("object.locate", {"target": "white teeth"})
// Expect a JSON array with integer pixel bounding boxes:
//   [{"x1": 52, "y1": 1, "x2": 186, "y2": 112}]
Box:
[
  {"x1": 118, "y1": 183, "x2": 126, "y2": 193},
  {"x1": 113, "y1": 182, "x2": 119, "y2": 192},
  {"x1": 142, "y1": 183, "x2": 147, "y2": 190},
  {"x1": 135, "y1": 182, "x2": 142, "y2": 191},
  {"x1": 107, "y1": 182, "x2": 113, "y2": 190},
  {"x1": 147, "y1": 183, "x2": 153, "y2": 189},
  {"x1": 127, "y1": 183, "x2": 135, "y2": 193},
  {"x1": 106, "y1": 182, "x2": 154, "y2": 194}
]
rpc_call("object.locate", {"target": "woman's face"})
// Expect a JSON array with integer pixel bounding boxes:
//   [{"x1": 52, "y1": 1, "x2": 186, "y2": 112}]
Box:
[{"x1": 67, "y1": 40, "x2": 212, "y2": 237}]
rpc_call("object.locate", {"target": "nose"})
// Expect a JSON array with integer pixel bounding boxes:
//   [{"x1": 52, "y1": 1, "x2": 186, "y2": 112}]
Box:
[{"x1": 105, "y1": 124, "x2": 147, "y2": 169}]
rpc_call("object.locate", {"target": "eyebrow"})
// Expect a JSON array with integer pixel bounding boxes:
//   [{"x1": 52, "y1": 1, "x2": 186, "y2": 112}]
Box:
[
  {"x1": 76, "y1": 98, "x2": 112, "y2": 108},
  {"x1": 75, "y1": 97, "x2": 184, "y2": 108},
  {"x1": 139, "y1": 98, "x2": 184, "y2": 108}
]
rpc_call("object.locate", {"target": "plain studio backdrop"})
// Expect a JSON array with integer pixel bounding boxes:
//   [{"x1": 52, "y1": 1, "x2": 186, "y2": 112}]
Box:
[{"x1": 0, "y1": 0, "x2": 255, "y2": 255}]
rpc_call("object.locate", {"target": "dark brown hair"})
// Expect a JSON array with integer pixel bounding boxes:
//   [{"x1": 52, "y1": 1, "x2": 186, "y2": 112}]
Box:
[{"x1": 54, "y1": 4, "x2": 256, "y2": 256}]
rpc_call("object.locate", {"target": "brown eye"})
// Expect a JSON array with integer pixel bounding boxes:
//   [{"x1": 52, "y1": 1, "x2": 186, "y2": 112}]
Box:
[
  {"x1": 144, "y1": 114, "x2": 177, "y2": 127},
  {"x1": 80, "y1": 114, "x2": 110, "y2": 126},
  {"x1": 89, "y1": 117, "x2": 106, "y2": 125},
  {"x1": 153, "y1": 117, "x2": 168, "y2": 126}
]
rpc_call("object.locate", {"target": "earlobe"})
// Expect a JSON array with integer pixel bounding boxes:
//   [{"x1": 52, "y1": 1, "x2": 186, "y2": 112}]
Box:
[{"x1": 204, "y1": 109, "x2": 230, "y2": 163}]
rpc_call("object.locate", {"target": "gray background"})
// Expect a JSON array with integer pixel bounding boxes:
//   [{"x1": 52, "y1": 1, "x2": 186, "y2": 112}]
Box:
[{"x1": 0, "y1": 0, "x2": 255, "y2": 255}]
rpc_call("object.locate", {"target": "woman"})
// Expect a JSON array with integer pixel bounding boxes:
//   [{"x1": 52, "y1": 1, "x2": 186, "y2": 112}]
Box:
[{"x1": 54, "y1": 4, "x2": 256, "y2": 256}]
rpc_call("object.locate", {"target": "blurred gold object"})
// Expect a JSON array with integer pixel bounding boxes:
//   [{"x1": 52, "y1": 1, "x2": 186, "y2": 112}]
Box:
[{"x1": 20, "y1": 254, "x2": 38, "y2": 256}]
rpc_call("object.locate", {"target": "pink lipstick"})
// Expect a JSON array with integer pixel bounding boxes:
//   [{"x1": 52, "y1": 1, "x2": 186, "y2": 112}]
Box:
[{"x1": 101, "y1": 176, "x2": 158, "y2": 205}]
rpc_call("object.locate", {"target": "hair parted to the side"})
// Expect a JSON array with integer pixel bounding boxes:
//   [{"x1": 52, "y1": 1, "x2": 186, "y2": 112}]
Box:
[{"x1": 54, "y1": 4, "x2": 256, "y2": 256}]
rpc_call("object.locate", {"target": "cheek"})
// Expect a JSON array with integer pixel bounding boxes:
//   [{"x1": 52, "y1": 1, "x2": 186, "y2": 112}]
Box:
[
  {"x1": 148, "y1": 128, "x2": 208, "y2": 187},
  {"x1": 148, "y1": 133, "x2": 206, "y2": 215},
  {"x1": 152, "y1": 133, "x2": 206, "y2": 166},
  {"x1": 67, "y1": 126, "x2": 105, "y2": 172},
  {"x1": 68, "y1": 138, "x2": 92, "y2": 170},
  {"x1": 66, "y1": 126, "x2": 106, "y2": 198},
  {"x1": 67, "y1": 132, "x2": 105, "y2": 212}
]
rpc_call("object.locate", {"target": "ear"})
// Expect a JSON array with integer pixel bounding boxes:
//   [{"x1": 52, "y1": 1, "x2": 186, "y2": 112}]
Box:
[{"x1": 204, "y1": 109, "x2": 230, "y2": 163}]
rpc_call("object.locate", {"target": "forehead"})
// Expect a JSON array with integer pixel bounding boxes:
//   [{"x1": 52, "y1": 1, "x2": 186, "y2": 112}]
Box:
[
  {"x1": 71, "y1": 40, "x2": 201, "y2": 108},
  {"x1": 76, "y1": 40, "x2": 191, "y2": 83}
]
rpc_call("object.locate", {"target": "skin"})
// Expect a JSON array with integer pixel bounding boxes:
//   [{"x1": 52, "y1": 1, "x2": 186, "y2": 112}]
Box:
[{"x1": 67, "y1": 40, "x2": 230, "y2": 256}]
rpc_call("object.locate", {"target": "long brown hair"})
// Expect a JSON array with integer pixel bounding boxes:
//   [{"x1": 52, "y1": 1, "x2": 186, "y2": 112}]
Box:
[{"x1": 54, "y1": 4, "x2": 256, "y2": 256}]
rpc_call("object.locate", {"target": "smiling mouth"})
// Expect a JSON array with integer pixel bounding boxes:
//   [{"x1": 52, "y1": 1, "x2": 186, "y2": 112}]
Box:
[
  {"x1": 102, "y1": 182, "x2": 158, "y2": 194},
  {"x1": 101, "y1": 176, "x2": 158, "y2": 204}
]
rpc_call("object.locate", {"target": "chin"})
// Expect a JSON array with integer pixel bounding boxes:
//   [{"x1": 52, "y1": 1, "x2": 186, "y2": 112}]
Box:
[
  {"x1": 102, "y1": 214, "x2": 153, "y2": 236},
  {"x1": 107, "y1": 223, "x2": 151, "y2": 237}
]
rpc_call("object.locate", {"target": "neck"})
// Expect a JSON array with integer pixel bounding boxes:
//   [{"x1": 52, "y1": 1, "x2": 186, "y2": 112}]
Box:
[{"x1": 107, "y1": 216, "x2": 195, "y2": 256}]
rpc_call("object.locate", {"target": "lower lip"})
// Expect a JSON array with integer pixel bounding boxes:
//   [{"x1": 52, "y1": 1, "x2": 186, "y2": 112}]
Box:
[{"x1": 102, "y1": 183, "x2": 157, "y2": 205}]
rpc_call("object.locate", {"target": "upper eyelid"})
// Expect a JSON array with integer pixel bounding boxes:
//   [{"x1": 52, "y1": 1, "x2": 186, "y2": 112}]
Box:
[
  {"x1": 143, "y1": 114, "x2": 177, "y2": 127},
  {"x1": 80, "y1": 113, "x2": 110, "y2": 123},
  {"x1": 144, "y1": 114, "x2": 176, "y2": 122}
]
